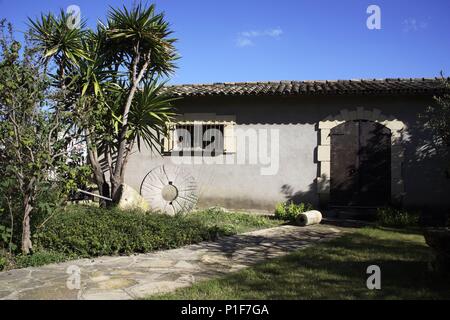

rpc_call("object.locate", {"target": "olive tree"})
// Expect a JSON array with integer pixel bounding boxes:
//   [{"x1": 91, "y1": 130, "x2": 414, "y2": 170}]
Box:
[
  {"x1": 422, "y1": 75, "x2": 450, "y2": 177},
  {"x1": 0, "y1": 20, "x2": 85, "y2": 253}
]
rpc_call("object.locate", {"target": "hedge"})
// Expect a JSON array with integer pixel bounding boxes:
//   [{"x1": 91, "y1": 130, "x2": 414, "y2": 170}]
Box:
[{"x1": 34, "y1": 206, "x2": 217, "y2": 257}]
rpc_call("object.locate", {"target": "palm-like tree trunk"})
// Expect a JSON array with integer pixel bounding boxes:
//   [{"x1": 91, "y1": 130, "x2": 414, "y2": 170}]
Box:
[
  {"x1": 86, "y1": 128, "x2": 110, "y2": 206},
  {"x1": 110, "y1": 55, "x2": 150, "y2": 204}
]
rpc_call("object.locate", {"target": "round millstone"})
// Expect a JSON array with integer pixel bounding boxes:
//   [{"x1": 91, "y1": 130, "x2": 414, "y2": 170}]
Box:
[{"x1": 140, "y1": 165, "x2": 198, "y2": 216}]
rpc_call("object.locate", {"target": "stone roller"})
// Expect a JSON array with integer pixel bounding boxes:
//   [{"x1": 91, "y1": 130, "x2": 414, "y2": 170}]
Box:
[{"x1": 296, "y1": 210, "x2": 322, "y2": 226}]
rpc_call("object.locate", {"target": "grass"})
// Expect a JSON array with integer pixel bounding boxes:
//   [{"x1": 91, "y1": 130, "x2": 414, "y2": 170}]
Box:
[
  {"x1": 150, "y1": 227, "x2": 450, "y2": 300},
  {"x1": 375, "y1": 207, "x2": 420, "y2": 228},
  {"x1": 186, "y1": 208, "x2": 283, "y2": 235}
]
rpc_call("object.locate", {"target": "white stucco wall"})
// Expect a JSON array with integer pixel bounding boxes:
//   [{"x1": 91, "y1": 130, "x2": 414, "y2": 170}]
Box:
[{"x1": 124, "y1": 94, "x2": 450, "y2": 212}]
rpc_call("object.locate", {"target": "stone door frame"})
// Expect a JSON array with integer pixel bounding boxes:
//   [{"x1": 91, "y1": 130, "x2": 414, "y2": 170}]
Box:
[{"x1": 317, "y1": 107, "x2": 406, "y2": 207}]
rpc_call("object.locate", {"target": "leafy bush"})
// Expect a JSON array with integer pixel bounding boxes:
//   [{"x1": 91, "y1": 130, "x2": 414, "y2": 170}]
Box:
[
  {"x1": 0, "y1": 252, "x2": 7, "y2": 271},
  {"x1": 34, "y1": 206, "x2": 219, "y2": 257},
  {"x1": 0, "y1": 224, "x2": 17, "y2": 253},
  {"x1": 15, "y1": 250, "x2": 73, "y2": 268},
  {"x1": 0, "y1": 224, "x2": 12, "y2": 246},
  {"x1": 0, "y1": 249, "x2": 70, "y2": 271},
  {"x1": 274, "y1": 202, "x2": 313, "y2": 221},
  {"x1": 376, "y1": 207, "x2": 420, "y2": 228},
  {"x1": 0, "y1": 249, "x2": 14, "y2": 271}
]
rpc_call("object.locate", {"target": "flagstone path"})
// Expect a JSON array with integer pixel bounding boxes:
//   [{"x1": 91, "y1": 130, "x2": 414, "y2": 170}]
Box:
[{"x1": 0, "y1": 224, "x2": 343, "y2": 300}]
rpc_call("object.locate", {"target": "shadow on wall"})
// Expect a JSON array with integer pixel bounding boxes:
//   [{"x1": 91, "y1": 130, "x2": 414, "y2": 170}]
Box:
[
  {"x1": 280, "y1": 175, "x2": 329, "y2": 206},
  {"x1": 329, "y1": 120, "x2": 392, "y2": 208},
  {"x1": 280, "y1": 120, "x2": 394, "y2": 209},
  {"x1": 280, "y1": 112, "x2": 450, "y2": 225}
]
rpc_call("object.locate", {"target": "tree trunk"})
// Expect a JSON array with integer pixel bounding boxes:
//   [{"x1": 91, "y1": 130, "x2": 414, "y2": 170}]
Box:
[
  {"x1": 110, "y1": 175, "x2": 122, "y2": 205},
  {"x1": 21, "y1": 194, "x2": 33, "y2": 254},
  {"x1": 110, "y1": 139, "x2": 135, "y2": 204},
  {"x1": 86, "y1": 129, "x2": 111, "y2": 207},
  {"x1": 110, "y1": 57, "x2": 150, "y2": 204},
  {"x1": 91, "y1": 160, "x2": 110, "y2": 207}
]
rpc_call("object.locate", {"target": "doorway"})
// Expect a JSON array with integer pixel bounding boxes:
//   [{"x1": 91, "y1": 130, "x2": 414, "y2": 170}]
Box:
[{"x1": 330, "y1": 120, "x2": 391, "y2": 207}]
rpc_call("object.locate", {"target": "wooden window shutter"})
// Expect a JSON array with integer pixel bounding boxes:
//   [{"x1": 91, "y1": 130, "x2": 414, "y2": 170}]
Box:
[
  {"x1": 163, "y1": 124, "x2": 175, "y2": 153},
  {"x1": 223, "y1": 122, "x2": 236, "y2": 153}
]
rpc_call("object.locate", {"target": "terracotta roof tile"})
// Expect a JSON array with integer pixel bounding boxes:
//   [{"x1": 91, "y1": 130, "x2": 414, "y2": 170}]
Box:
[{"x1": 163, "y1": 78, "x2": 448, "y2": 97}]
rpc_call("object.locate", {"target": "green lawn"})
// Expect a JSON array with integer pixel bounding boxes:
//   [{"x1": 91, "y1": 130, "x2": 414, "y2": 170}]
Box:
[
  {"x1": 150, "y1": 227, "x2": 450, "y2": 300},
  {"x1": 186, "y1": 209, "x2": 283, "y2": 235}
]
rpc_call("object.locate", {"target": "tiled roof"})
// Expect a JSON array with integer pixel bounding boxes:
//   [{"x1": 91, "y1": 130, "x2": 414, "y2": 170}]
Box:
[{"x1": 164, "y1": 78, "x2": 448, "y2": 97}]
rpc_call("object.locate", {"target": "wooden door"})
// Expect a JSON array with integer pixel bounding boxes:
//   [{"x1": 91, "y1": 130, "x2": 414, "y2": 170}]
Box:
[{"x1": 330, "y1": 120, "x2": 391, "y2": 207}]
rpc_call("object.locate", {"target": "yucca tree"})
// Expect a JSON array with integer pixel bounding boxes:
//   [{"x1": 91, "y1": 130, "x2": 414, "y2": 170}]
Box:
[
  {"x1": 101, "y1": 81, "x2": 177, "y2": 187},
  {"x1": 29, "y1": 3, "x2": 178, "y2": 205},
  {"x1": 28, "y1": 10, "x2": 89, "y2": 90},
  {"x1": 101, "y1": 3, "x2": 178, "y2": 202}
]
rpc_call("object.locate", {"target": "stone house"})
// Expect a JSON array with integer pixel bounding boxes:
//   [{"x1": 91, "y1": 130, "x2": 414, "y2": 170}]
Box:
[{"x1": 124, "y1": 78, "x2": 450, "y2": 215}]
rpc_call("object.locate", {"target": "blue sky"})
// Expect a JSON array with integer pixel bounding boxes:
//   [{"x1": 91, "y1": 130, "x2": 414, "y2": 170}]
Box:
[{"x1": 1, "y1": 0, "x2": 449, "y2": 84}]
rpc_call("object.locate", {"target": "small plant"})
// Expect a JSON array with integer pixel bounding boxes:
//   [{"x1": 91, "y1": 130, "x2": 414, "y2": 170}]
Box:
[
  {"x1": 14, "y1": 251, "x2": 73, "y2": 268},
  {"x1": 0, "y1": 224, "x2": 16, "y2": 253},
  {"x1": 0, "y1": 249, "x2": 13, "y2": 271},
  {"x1": 0, "y1": 253, "x2": 6, "y2": 271},
  {"x1": 376, "y1": 207, "x2": 420, "y2": 228},
  {"x1": 274, "y1": 202, "x2": 313, "y2": 221},
  {"x1": 0, "y1": 225, "x2": 11, "y2": 244}
]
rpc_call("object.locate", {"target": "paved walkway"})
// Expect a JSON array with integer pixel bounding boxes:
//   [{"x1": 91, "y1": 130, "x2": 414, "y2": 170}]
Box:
[{"x1": 0, "y1": 224, "x2": 342, "y2": 300}]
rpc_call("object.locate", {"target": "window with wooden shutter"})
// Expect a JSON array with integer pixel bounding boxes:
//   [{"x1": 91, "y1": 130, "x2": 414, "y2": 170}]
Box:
[
  {"x1": 163, "y1": 114, "x2": 236, "y2": 155},
  {"x1": 223, "y1": 122, "x2": 236, "y2": 153}
]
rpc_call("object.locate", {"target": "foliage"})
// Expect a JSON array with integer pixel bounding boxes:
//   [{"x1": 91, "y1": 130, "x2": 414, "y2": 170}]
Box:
[
  {"x1": 29, "y1": 3, "x2": 179, "y2": 204},
  {"x1": 376, "y1": 207, "x2": 420, "y2": 228},
  {"x1": 0, "y1": 248, "x2": 73, "y2": 271},
  {"x1": 274, "y1": 202, "x2": 313, "y2": 221},
  {"x1": 0, "y1": 225, "x2": 14, "y2": 251},
  {"x1": 0, "y1": 257, "x2": 5, "y2": 271},
  {"x1": 1, "y1": 206, "x2": 282, "y2": 271},
  {"x1": 34, "y1": 206, "x2": 219, "y2": 257},
  {"x1": 0, "y1": 19, "x2": 90, "y2": 253},
  {"x1": 420, "y1": 74, "x2": 450, "y2": 176},
  {"x1": 0, "y1": 249, "x2": 11, "y2": 271},
  {"x1": 14, "y1": 250, "x2": 73, "y2": 268},
  {"x1": 34, "y1": 206, "x2": 281, "y2": 257}
]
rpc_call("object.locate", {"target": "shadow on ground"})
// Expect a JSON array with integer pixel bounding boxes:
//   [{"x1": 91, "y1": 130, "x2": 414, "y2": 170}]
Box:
[{"x1": 154, "y1": 228, "x2": 450, "y2": 300}]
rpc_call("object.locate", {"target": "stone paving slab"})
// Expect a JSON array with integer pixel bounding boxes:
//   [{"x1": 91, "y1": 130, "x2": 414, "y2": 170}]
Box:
[{"x1": 0, "y1": 224, "x2": 342, "y2": 300}]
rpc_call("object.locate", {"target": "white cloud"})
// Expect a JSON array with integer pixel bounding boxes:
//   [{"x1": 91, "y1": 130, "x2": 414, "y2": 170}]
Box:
[
  {"x1": 236, "y1": 27, "x2": 283, "y2": 47},
  {"x1": 236, "y1": 37, "x2": 254, "y2": 47},
  {"x1": 266, "y1": 28, "x2": 283, "y2": 37},
  {"x1": 402, "y1": 18, "x2": 428, "y2": 33},
  {"x1": 240, "y1": 27, "x2": 283, "y2": 38}
]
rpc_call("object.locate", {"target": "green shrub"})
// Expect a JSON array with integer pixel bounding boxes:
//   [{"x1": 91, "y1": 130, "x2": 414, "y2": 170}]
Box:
[
  {"x1": 0, "y1": 253, "x2": 6, "y2": 271},
  {"x1": 15, "y1": 250, "x2": 73, "y2": 268},
  {"x1": 274, "y1": 202, "x2": 313, "y2": 221},
  {"x1": 34, "y1": 205, "x2": 217, "y2": 257},
  {"x1": 0, "y1": 249, "x2": 71, "y2": 271},
  {"x1": 0, "y1": 249, "x2": 13, "y2": 271},
  {"x1": 376, "y1": 207, "x2": 420, "y2": 228}
]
